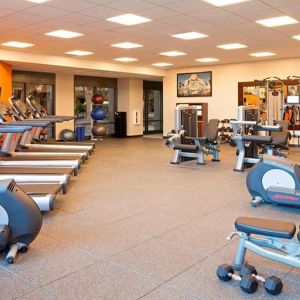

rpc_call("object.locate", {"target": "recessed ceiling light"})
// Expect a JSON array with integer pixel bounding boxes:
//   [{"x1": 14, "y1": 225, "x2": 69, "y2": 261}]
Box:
[
  {"x1": 172, "y1": 32, "x2": 208, "y2": 40},
  {"x1": 45, "y1": 30, "x2": 83, "y2": 39},
  {"x1": 293, "y1": 35, "x2": 300, "y2": 41},
  {"x1": 202, "y1": 0, "x2": 250, "y2": 7},
  {"x1": 106, "y1": 14, "x2": 152, "y2": 26},
  {"x1": 65, "y1": 50, "x2": 94, "y2": 56},
  {"x1": 111, "y1": 42, "x2": 143, "y2": 49},
  {"x1": 1, "y1": 41, "x2": 34, "y2": 48},
  {"x1": 152, "y1": 63, "x2": 173, "y2": 67},
  {"x1": 249, "y1": 52, "x2": 276, "y2": 57},
  {"x1": 217, "y1": 43, "x2": 247, "y2": 50},
  {"x1": 195, "y1": 58, "x2": 220, "y2": 62},
  {"x1": 25, "y1": 0, "x2": 52, "y2": 3},
  {"x1": 159, "y1": 51, "x2": 186, "y2": 57},
  {"x1": 114, "y1": 57, "x2": 138, "y2": 62},
  {"x1": 256, "y1": 16, "x2": 298, "y2": 27}
]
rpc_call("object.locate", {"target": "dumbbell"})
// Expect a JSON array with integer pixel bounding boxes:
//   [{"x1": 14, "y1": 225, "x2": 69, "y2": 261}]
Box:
[
  {"x1": 216, "y1": 264, "x2": 258, "y2": 294},
  {"x1": 240, "y1": 265, "x2": 283, "y2": 296}
]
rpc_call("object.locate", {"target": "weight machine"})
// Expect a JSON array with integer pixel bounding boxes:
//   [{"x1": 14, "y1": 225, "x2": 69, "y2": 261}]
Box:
[{"x1": 254, "y1": 77, "x2": 284, "y2": 125}]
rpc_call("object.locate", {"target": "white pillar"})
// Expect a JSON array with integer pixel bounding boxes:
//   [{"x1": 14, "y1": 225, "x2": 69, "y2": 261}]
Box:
[
  {"x1": 118, "y1": 78, "x2": 143, "y2": 136},
  {"x1": 55, "y1": 73, "x2": 74, "y2": 140}
]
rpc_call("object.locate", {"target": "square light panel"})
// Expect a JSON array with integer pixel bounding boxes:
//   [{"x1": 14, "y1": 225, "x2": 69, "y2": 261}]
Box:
[
  {"x1": 172, "y1": 32, "x2": 208, "y2": 40},
  {"x1": 202, "y1": 0, "x2": 250, "y2": 7},
  {"x1": 1, "y1": 41, "x2": 34, "y2": 48},
  {"x1": 45, "y1": 30, "x2": 83, "y2": 39},
  {"x1": 114, "y1": 57, "x2": 138, "y2": 62},
  {"x1": 217, "y1": 43, "x2": 247, "y2": 50},
  {"x1": 111, "y1": 42, "x2": 143, "y2": 49},
  {"x1": 195, "y1": 58, "x2": 219, "y2": 62},
  {"x1": 65, "y1": 50, "x2": 94, "y2": 56},
  {"x1": 256, "y1": 16, "x2": 298, "y2": 27},
  {"x1": 293, "y1": 35, "x2": 300, "y2": 41},
  {"x1": 25, "y1": 0, "x2": 52, "y2": 3},
  {"x1": 249, "y1": 52, "x2": 275, "y2": 57},
  {"x1": 152, "y1": 63, "x2": 173, "y2": 67},
  {"x1": 106, "y1": 14, "x2": 151, "y2": 26},
  {"x1": 160, "y1": 51, "x2": 186, "y2": 57}
]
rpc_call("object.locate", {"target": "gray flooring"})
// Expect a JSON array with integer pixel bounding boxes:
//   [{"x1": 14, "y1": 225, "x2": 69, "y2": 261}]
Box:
[{"x1": 1, "y1": 138, "x2": 300, "y2": 300}]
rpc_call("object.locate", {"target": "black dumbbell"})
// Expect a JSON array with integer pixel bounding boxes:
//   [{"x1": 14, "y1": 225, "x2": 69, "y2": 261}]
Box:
[
  {"x1": 216, "y1": 264, "x2": 258, "y2": 294},
  {"x1": 264, "y1": 276, "x2": 283, "y2": 295},
  {"x1": 240, "y1": 265, "x2": 283, "y2": 295}
]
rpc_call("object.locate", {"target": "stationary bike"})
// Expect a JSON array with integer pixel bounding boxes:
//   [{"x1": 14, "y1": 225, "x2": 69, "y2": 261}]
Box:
[
  {"x1": 247, "y1": 155, "x2": 300, "y2": 207},
  {"x1": 0, "y1": 179, "x2": 42, "y2": 263}
]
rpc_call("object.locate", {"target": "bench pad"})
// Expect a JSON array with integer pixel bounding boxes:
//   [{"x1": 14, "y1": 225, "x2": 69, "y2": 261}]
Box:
[
  {"x1": 174, "y1": 144, "x2": 199, "y2": 152},
  {"x1": 235, "y1": 217, "x2": 296, "y2": 239}
]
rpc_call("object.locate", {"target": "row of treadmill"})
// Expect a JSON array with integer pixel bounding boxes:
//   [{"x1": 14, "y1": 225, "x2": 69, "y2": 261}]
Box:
[{"x1": 0, "y1": 90, "x2": 95, "y2": 263}]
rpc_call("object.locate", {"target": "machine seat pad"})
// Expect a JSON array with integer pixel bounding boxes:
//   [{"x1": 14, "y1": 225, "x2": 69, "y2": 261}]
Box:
[
  {"x1": 174, "y1": 144, "x2": 199, "y2": 152},
  {"x1": 241, "y1": 135, "x2": 272, "y2": 144},
  {"x1": 235, "y1": 217, "x2": 296, "y2": 239}
]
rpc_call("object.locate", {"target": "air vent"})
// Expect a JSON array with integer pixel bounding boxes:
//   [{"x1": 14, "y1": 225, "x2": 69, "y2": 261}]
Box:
[{"x1": 8, "y1": 181, "x2": 16, "y2": 192}]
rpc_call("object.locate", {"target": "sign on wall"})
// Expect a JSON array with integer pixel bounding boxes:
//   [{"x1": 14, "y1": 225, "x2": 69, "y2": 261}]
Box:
[{"x1": 177, "y1": 71, "x2": 212, "y2": 97}]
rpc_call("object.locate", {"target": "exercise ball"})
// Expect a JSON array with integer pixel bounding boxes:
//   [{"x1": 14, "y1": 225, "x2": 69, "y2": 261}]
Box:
[
  {"x1": 40, "y1": 129, "x2": 47, "y2": 135},
  {"x1": 60, "y1": 129, "x2": 76, "y2": 142},
  {"x1": 92, "y1": 124, "x2": 107, "y2": 137},
  {"x1": 91, "y1": 107, "x2": 107, "y2": 121},
  {"x1": 92, "y1": 94, "x2": 104, "y2": 105}
]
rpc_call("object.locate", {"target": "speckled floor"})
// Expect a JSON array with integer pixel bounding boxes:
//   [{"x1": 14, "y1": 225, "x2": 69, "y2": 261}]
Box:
[{"x1": 1, "y1": 138, "x2": 300, "y2": 300}]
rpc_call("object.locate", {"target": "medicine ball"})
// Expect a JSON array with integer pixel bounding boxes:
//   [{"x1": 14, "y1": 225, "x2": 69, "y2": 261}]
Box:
[
  {"x1": 92, "y1": 123, "x2": 107, "y2": 137},
  {"x1": 60, "y1": 129, "x2": 76, "y2": 142},
  {"x1": 92, "y1": 94, "x2": 104, "y2": 105},
  {"x1": 91, "y1": 107, "x2": 107, "y2": 121}
]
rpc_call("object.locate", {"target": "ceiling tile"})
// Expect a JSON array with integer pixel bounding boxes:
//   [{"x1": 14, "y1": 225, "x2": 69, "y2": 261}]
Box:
[
  {"x1": 46, "y1": 0, "x2": 99, "y2": 12},
  {"x1": 24, "y1": 5, "x2": 70, "y2": 18},
  {"x1": 103, "y1": 0, "x2": 156, "y2": 12}
]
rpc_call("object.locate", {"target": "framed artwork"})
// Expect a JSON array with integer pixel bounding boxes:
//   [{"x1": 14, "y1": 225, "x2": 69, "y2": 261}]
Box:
[
  {"x1": 287, "y1": 85, "x2": 299, "y2": 96},
  {"x1": 177, "y1": 71, "x2": 212, "y2": 97}
]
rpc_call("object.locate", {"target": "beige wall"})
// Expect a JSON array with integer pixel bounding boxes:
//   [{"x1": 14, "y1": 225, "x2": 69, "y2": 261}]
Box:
[
  {"x1": 118, "y1": 78, "x2": 143, "y2": 136},
  {"x1": 163, "y1": 58, "x2": 300, "y2": 135},
  {"x1": 55, "y1": 73, "x2": 74, "y2": 140}
]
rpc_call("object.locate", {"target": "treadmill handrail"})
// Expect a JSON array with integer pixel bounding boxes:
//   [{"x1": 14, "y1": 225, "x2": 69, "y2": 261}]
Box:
[
  {"x1": 3, "y1": 121, "x2": 50, "y2": 127},
  {"x1": 0, "y1": 126, "x2": 32, "y2": 133}
]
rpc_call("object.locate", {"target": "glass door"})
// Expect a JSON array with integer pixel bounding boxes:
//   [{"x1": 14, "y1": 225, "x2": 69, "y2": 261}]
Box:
[{"x1": 143, "y1": 89, "x2": 163, "y2": 134}]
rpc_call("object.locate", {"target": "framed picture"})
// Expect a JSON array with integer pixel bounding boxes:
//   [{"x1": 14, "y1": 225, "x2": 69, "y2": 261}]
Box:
[
  {"x1": 287, "y1": 85, "x2": 299, "y2": 96},
  {"x1": 177, "y1": 71, "x2": 212, "y2": 97}
]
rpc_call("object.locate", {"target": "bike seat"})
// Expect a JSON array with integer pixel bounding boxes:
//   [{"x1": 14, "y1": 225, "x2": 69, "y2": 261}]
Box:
[
  {"x1": 174, "y1": 144, "x2": 199, "y2": 152},
  {"x1": 235, "y1": 217, "x2": 296, "y2": 239}
]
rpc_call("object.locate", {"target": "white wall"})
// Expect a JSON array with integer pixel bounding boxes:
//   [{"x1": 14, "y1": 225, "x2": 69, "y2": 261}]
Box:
[
  {"x1": 55, "y1": 73, "x2": 74, "y2": 140},
  {"x1": 118, "y1": 78, "x2": 143, "y2": 136},
  {"x1": 163, "y1": 58, "x2": 300, "y2": 135}
]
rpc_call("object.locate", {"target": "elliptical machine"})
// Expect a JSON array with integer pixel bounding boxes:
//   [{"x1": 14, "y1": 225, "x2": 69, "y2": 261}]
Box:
[
  {"x1": 247, "y1": 155, "x2": 300, "y2": 207},
  {"x1": 0, "y1": 179, "x2": 42, "y2": 263}
]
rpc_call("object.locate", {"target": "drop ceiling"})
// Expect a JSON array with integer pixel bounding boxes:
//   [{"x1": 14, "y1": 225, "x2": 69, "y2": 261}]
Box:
[{"x1": 1, "y1": 0, "x2": 300, "y2": 70}]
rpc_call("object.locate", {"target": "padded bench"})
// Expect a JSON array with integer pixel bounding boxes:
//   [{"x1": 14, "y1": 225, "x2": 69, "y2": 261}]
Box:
[
  {"x1": 235, "y1": 216, "x2": 296, "y2": 240},
  {"x1": 174, "y1": 144, "x2": 198, "y2": 152}
]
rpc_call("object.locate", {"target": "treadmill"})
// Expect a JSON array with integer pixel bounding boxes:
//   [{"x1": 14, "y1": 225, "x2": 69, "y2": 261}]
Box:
[
  {"x1": 0, "y1": 126, "x2": 68, "y2": 211},
  {"x1": 0, "y1": 121, "x2": 81, "y2": 172},
  {"x1": 0, "y1": 102, "x2": 87, "y2": 168},
  {"x1": 10, "y1": 93, "x2": 94, "y2": 153},
  {"x1": 27, "y1": 92, "x2": 95, "y2": 149}
]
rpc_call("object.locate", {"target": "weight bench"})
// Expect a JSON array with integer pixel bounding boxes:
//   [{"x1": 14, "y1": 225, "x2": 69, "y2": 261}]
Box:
[
  {"x1": 171, "y1": 119, "x2": 220, "y2": 165},
  {"x1": 264, "y1": 121, "x2": 290, "y2": 157},
  {"x1": 227, "y1": 216, "x2": 300, "y2": 270}
]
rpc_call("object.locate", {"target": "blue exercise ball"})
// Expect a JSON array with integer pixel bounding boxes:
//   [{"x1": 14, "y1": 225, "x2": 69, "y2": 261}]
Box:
[{"x1": 91, "y1": 107, "x2": 106, "y2": 121}]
